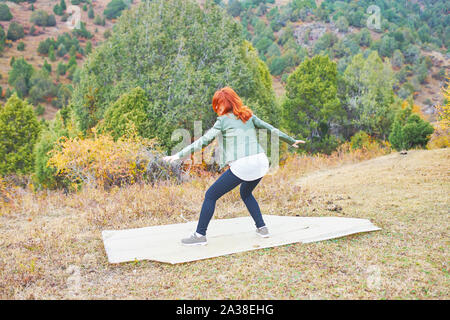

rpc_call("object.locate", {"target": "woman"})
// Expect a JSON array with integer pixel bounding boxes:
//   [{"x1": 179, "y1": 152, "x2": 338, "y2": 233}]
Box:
[{"x1": 163, "y1": 87, "x2": 305, "y2": 245}]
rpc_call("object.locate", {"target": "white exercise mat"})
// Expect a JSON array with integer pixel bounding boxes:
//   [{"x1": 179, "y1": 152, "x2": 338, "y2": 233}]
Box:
[{"x1": 102, "y1": 215, "x2": 380, "y2": 264}]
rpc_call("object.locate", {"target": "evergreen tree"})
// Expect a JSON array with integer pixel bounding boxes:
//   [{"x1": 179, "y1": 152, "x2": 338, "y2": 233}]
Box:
[
  {"x1": 34, "y1": 112, "x2": 69, "y2": 188},
  {"x1": 389, "y1": 106, "x2": 434, "y2": 150},
  {"x1": 88, "y1": 6, "x2": 94, "y2": 19},
  {"x1": 104, "y1": 0, "x2": 127, "y2": 19},
  {"x1": 0, "y1": 4, "x2": 13, "y2": 21},
  {"x1": 72, "y1": 0, "x2": 278, "y2": 149},
  {"x1": 100, "y1": 87, "x2": 150, "y2": 139},
  {"x1": 0, "y1": 94, "x2": 41, "y2": 175},
  {"x1": 85, "y1": 41, "x2": 92, "y2": 54},
  {"x1": 49, "y1": 44, "x2": 56, "y2": 61},
  {"x1": 282, "y1": 55, "x2": 343, "y2": 153},
  {"x1": 43, "y1": 59, "x2": 52, "y2": 73},
  {"x1": 341, "y1": 51, "x2": 399, "y2": 139},
  {"x1": 8, "y1": 57, "x2": 34, "y2": 98},
  {"x1": 7, "y1": 21, "x2": 24, "y2": 41},
  {"x1": 0, "y1": 25, "x2": 5, "y2": 53}
]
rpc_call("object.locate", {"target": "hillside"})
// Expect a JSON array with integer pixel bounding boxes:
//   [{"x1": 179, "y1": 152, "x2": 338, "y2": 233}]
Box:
[
  {"x1": 0, "y1": 148, "x2": 448, "y2": 299},
  {"x1": 0, "y1": 0, "x2": 142, "y2": 119},
  {"x1": 0, "y1": 0, "x2": 447, "y2": 122}
]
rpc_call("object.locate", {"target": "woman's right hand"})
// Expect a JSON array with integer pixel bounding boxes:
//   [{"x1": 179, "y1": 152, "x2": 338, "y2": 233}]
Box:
[{"x1": 292, "y1": 140, "x2": 306, "y2": 148}]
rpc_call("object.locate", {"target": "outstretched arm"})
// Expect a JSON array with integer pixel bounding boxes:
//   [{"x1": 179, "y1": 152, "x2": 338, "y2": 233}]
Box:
[
  {"x1": 163, "y1": 118, "x2": 222, "y2": 163},
  {"x1": 252, "y1": 114, "x2": 305, "y2": 147}
]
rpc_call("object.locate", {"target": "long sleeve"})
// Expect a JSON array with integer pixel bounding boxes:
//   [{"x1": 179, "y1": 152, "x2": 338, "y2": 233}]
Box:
[
  {"x1": 174, "y1": 118, "x2": 222, "y2": 159},
  {"x1": 252, "y1": 114, "x2": 296, "y2": 145}
]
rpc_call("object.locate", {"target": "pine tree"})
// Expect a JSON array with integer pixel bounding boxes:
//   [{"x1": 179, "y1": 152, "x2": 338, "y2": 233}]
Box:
[
  {"x1": 282, "y1": 55, "x2": 343, "y2": 153},
  {"x1": 34, "y1": 111, "x2": 69, "y2": 188},
  {"x1": 85, "y1": 41, "x2": 92, "y2": 54},
  {"x1": 389, "y1": 105, "x2": 434, "y2": 150},
  {"x1": 341, "y1": 51, "x2": 399, "y2": 139},
  {"x1": 8, "y1": 57, "x2": 34, "y2": 98},
  {"x1": 88, "y1": 6, "x2": 94, "y2": 19},
  {"x1": 43, "y1": 59, "x2": 52, "y2": 73},
  {"x1": 100, "y1": 87, "x2": 150, "y2": 140},
  {"x1": 72, "y1": 0, "x2": 278, "y2": 149},
  {"x1": 0, "y1": 94, "x2": 41, "y2": 175},
  {"x1": 49, "y1": 44, "x2": 56, "y2": 61}
]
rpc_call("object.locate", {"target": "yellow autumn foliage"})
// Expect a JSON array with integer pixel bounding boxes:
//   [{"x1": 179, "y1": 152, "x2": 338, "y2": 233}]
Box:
[
  {"x1": 427, "y1": 76, "x2": 449, "y2": 149},
  {"x1": 48, "y1": 128, "x2": 160, "y2": 189},
  {"x1": 436, "y1": 77, "x2": 450, "y2": 130},
  {"x1": 0, "y1": 177, "x2": 14, "y2": 215}
]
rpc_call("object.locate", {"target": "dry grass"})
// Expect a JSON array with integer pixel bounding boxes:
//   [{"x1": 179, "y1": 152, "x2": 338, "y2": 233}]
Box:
[{"x1": 0, "y1": 148, "x2": 449, "y2": 299}]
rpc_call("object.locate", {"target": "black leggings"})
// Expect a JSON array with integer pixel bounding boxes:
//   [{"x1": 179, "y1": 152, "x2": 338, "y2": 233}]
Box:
[{"x1": 196, "y1": 168, "x2": 265, "y2": 236}]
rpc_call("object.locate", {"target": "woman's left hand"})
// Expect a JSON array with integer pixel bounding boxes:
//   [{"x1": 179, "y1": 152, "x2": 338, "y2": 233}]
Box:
[{"x1": 162, "y1": 154, "x2": 180, "y2": 163}]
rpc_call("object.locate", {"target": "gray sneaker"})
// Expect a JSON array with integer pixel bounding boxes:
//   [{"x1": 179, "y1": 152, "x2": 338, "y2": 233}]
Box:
[
  {"x1": 256, "y1": 226, "x2": 269, "y2": 238},
  {"x1": 181, "y1": 233, "x2": 207, "y2": 246}
]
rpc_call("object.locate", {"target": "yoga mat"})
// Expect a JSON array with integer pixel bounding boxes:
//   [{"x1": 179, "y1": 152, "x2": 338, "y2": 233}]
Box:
[{"x1": 102, "y1": 215, "x2": 380, "y2": 264}]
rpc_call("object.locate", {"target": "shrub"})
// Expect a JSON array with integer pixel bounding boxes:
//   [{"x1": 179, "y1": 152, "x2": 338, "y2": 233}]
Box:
[
  {"x1": 7, "y1": 21, "x2": 24, "y2": 41},
  {"x1": 88, "y1": 6, "x2": 94, "y2": 19},
  {"x1": 53, "y1": 4, "x2": 63, "y2": 16},
  {"x1": 389, "y1": 106, "x2": 434, "y2": 151},
  {"x1": 227, "y1": 0, "x2": 242, "y2": 17},
  {"x1": 269, "y1": 56, "x2": 287, "y2": 76},
  {"x1": 28, "y1": 70, "x2": 58, "y2": 105},
  {"x1": 427, "y1": 127, "x2": 449, "y2": 149},
  {"x1": 57, "y1": 62, "x2": 67, "y2": 76},
  {"x1": 0, "y1": 24, "x2": 5, "y2": 46},
  {"x1": 8, "y1": 57, "x2": 34, "y2": 97},
  {"x1": 85, "y1": 41, "x2": 92, "y2": 54},
  {"x1": 48, "y1": 14, "x2": 57, "y2": 26},
  {"x1": 57, "y1": 43, "x2": 67, "y2": 57},
  {"x1": 93, "y1": 15, "x2": 104, "y2": 26},
  {"x1": 37, "y1": 38, "x2": 57, "y2": 55},
  {"x1": 35, "y1": 104, "x2": 45, "y2": 116},
  {"x1": 100, "y1": 87, "x2": 150, "y2": 140},
  {"x1": 72, "y1": 21, "x2": 92, "y2": 39},
  {"x1": 43, "y1": 59, "x2": 52, "y2": 73},
  {"x1": 350, "y1": 131, "x2": 370, "y2": 150},
  {"x1": 49, "y1": 45, "x2": 56, "y2": 61},
  {"x1": 0, "y1": 94, "x2": 41, "y2": 176},
  {"x1": 47, "y1": 129, "x2": 181, "y2": 189},
  {"x1": 104, "y1": 0, "x2": 127, "y2": 20},
  {"x1": 335, "y1": 16, "x2": 349, "y2": 33},
  {"x1": 17, "y1": 41, "x2": 25, "y2": 51},
  {"x1": 33, "y1": 112, "x2": 69, "y2": 189},
  {"x1": 30, "y1": 10, "x2": 56, "y2": 27},
  {"x1": 0, "y1": 4, "x2": 13, "y2": 21},
  {"x1": 55, "y1": 84, "x2": 73, "y2": 109}
]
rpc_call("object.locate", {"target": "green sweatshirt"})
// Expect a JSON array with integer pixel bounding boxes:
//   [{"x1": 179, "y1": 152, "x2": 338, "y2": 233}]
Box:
[{"x1": 174, "y1": 112, "x2": 296, "y2": 170}]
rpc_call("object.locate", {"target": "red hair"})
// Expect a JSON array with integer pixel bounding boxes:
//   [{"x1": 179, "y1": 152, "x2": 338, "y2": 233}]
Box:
[{"x1": 212, "y1": 87, "x2": 253, "y2": 123}]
